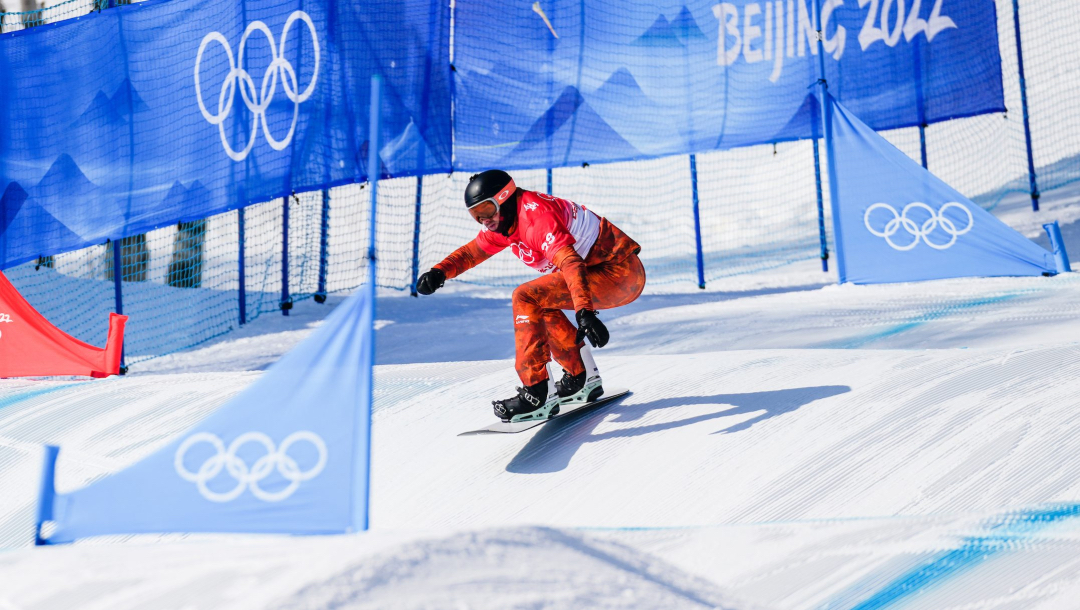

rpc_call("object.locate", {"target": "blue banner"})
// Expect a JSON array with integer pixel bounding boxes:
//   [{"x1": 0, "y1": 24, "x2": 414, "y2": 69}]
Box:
[
  {"x1": 453, "y1": 0, "x2": 1004, "y2": 171},
  {"x1": 41, "y1": 285, "x2": 373, "y2": 542},
  {"x1": 0, "y1": 0, "x2": 450, "y2": 269},
  {"x1": 826, "y1": 92, "x2": 1053, "y2": 283}
]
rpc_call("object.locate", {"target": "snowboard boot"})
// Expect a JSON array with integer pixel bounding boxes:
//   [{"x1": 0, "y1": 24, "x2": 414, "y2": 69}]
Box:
[
  {"x1": 556, "y1": 370, "x2": 604, "y2": 406},
  {"x1": 554, "y1": 344, "x2": 603, "y2": 407},
  {"x1": 493, "y1": 378, "x2": 560, "y2": 423}
]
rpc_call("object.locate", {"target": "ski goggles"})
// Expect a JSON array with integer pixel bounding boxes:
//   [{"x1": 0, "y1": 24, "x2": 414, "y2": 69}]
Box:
[{"x1": 467, "y1": 179, "x2": 517, "y2": 224}]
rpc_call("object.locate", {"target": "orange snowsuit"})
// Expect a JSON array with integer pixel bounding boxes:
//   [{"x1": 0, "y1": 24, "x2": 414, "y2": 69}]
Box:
[{"x1": 435, "y1": 196, "x2": 645, "y2": 386}]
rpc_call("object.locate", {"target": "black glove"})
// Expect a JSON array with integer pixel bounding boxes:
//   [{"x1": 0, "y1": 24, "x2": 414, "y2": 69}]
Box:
[
  {"x1": 575, "y1": 309, "x2": 609, "y2": 348},
  {"x1": 416, "y1": 268, "x2": 446, "y2": 295}
]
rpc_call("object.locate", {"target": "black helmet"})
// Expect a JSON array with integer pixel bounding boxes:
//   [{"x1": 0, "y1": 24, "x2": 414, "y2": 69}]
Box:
[{"x1": 465, "y1": 170, "x2": 516, "y2": 209}]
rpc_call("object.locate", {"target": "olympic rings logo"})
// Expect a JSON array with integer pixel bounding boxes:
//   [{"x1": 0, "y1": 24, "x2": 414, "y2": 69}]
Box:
[
  {"x1": 174, "y1": 431, "x2": 328, "y2": 503},
  {"x1": 863, "y1": 202, "x2": 974, "y2": 251},
  {"x1": 194, "y1": 11, "x2": 320, "y2": 161}
]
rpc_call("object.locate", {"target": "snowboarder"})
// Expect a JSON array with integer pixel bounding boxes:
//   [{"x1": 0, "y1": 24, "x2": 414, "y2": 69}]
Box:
[{"x1": 415, "y1": 170, "x2": 646, "y2": 422}]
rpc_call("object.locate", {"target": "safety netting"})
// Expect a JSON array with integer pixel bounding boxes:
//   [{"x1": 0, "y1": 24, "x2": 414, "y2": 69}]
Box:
[
  {"x1": 0, "y1": 0, "x2": 106, "y2": 33},
  {"x1": 4, "y1": 0, "x2": 1080, "y2": 366}
]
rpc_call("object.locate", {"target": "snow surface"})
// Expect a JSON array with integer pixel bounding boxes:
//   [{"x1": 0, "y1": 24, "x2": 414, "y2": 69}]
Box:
[{"x1": 6, "y1": 189, "x2": 1080, "y2": 608}]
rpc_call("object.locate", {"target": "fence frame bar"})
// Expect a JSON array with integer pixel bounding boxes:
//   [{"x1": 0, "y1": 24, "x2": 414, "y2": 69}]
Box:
[
  {"x1": 689, "y1": 154, "x2": 706, "y2": 289},
  {"x1": 281, "y1": 196, "x2": 290, "y2": 316},
  {"x1": 812, "y1": 138, "x2": 830, "y2": 272},
  {"x1": 815, "y1": 0, "x2": 845, "y2": 282},
  {"x1": 409, "y1": 0, "x2": 439, "y2": 298},
  {"x1": 410, "y1": 179, "x2": 423, "y2": 297},
  {"x1": 111, "y1": 238, "x2": 126, "y2": 370},
  {"x1": 1011, "y1": 0, "x2": 1040, "y2": 211},
  {"x1": 111, "y1": 239, "x2": 123, "y2": 316},
  {"x1": 361, "y1": 74, "x2": 383, "y2": 532},
  {"x1": 918, "y1": 126, "x2": 928, "y2": 169},
  {"x1": 914, "y1": 38, "x2": 928, "y2": 169},
  {"x1": 317, "y1": 189, "x2": 330, "y2": 302},
  {"x1": 238, "y1": 207, "x2": 246, "y2": 325}
]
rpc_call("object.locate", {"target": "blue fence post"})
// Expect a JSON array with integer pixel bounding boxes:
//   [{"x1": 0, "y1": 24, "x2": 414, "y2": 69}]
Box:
[
  {"x1": 410, "y1": 179, "x2": 423, "y2": 297},
  {"x1": 914, "y1": 38, "x2": 928, "y2": 169},
  {"x1": 409, "y1": 0, "x2": 438, "y2": 297},
  {"x1": 918, "y1": 126, "x2": 928, "y2": 169},
  {"x1": 111, "y1": 238, "x2": 126, "y2": 372},
  {"x1": 812, "y1": 139, "x2": 830, "y2": 272},
  {"x1": 238, "y1": 207, "x2": 246, "y2": 325},
  {"x1": 1012, "y1": 0, "x2": 1040, "y2": 212},
  {"x1": 316, "y1": 189, "x2": 330, "y2": 303},
  {"x1": 1043, "y1": 221, "x2": 1071, "y2": 273},
  {"x1": 814, "y1": 0, "x2": 845, "y2": 282},
  {"x1": 112, "y1": 238, "x2": 123, "y2": 314},
  {"x1": 361, "y1": 74, "x2": 383, "y2": 532},
  {"x1": 547, "y1": 168, "x2": 553, "y2": 194},
  {"x1": 280, "y1": 195, "x2": 291, "y2": 316},
  {"x1": 689, "y1": 154, "x2": 706, "y2": 289},
  {"x1": 34, "y1": 445, "x2": 59, "y2": 546}
]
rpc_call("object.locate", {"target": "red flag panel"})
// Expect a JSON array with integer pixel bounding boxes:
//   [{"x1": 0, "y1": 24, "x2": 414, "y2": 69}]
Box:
[{"x1": 0, "y1": 272, "x2": 126, "y2": 378}]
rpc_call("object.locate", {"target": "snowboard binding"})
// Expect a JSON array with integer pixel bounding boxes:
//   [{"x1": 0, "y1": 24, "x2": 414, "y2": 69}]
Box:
[
  {"x1": 493, "y1": 379, "x2": 561, "y2": 423},
  {"x1": 555, "y1": 343, "x2": 603, "y2": 407},
  {"x1": 555, "y1": 370, "x2": 604, "y2": 407},
  {"x1": 492, "y1": 345, "x2": 604, "y2": 423}
]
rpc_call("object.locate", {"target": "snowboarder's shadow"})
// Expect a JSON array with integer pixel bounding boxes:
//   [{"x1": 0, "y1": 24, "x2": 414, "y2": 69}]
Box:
[{"x1": 506, "y1": 385, "x2": 850, "y2": 474}]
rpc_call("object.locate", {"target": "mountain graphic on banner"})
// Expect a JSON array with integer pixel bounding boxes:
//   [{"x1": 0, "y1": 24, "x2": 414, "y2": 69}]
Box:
[
  {"x1": 0, "y1": 181, "x2": 83, "y2": 260},
  {"x1": 633, "y1": 15, "x2": 685, "y2": 48},
  {"x1": 109, "y1": 78, "x2": 149, "y2": 118},
  {"x1": 506, "y1": 86, "x2": 639, "y2": 165},
  {"x1": 67, "y1": 91, "x2": 131, "y2": 171},
  {"x1": 160, "y1": 180, "x2": 211, "y2": 212},
  {"x1": 770, "y1": 94, "x2": 822, "y2": 143},
  {"x1": 30, "y1": 154, "x2": 123, "y2": 242},
  {"x1": 33, "y1": 154, "x2": 100, "y2": 204},
  {"x1": 0, "y1": 182, "x2": 28, "y2": 236},
  {"x1": 670, "y1": 6, "x2": 707, "y2": 44},
  {"x1": 595, "y1": 68, "x2": 649, "y2": 102},
  {"x1": 69, "y1": 91, "x2": 127, "y2": 133},
  {"x1": 591, "y1": 69, "x2": 675, "y2": 156},
  {"x1": 825, "y1": 92, "x2": 1055, "y2": 283},
  {"x1": 33, "y1": 154, "x2": 99, "y2": 203}
]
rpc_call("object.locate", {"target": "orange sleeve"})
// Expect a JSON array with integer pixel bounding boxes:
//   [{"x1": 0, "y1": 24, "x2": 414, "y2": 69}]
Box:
[
  {"x1": 433, "y1": 239, "x2": 493, "y2": 279},
  {"x1": 550, "y1": 245, "x2": 593, "y2": 312}
]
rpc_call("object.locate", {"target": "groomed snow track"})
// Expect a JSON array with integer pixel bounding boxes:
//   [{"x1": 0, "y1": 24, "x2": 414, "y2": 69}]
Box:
[{"x1": 5, "y1": 332, "x2": 1080, "y2": 607}]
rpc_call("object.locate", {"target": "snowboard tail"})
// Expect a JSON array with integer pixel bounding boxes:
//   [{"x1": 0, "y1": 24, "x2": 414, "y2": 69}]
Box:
[{"x1": 459, "y1": 388, "x2": 630, "y2": 436}]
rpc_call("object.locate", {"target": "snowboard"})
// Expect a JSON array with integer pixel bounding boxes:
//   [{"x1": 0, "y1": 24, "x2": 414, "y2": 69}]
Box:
[{"x1": 458, "y1": 388, "x2": 630, "y2": 436}]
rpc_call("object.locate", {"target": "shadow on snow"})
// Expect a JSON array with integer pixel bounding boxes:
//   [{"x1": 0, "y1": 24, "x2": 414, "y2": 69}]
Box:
[{"x1": 507, "y1": 385, "x2": 851, "y2": 474}]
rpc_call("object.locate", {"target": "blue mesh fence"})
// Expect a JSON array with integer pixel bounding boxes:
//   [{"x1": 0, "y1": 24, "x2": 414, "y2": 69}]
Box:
[
  {"x1": 4, "y1": 0, "x2": 1080, "y2": 368},
  {"x1": 0, "y1": 0, "x2": 105, "y2": 33},
  {"x1": 1003, "y1": 0, "x2": 1080, "y2": 201},
  {"x1": 695, "y1": 141, "x2": 832, "y2": 283}
]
